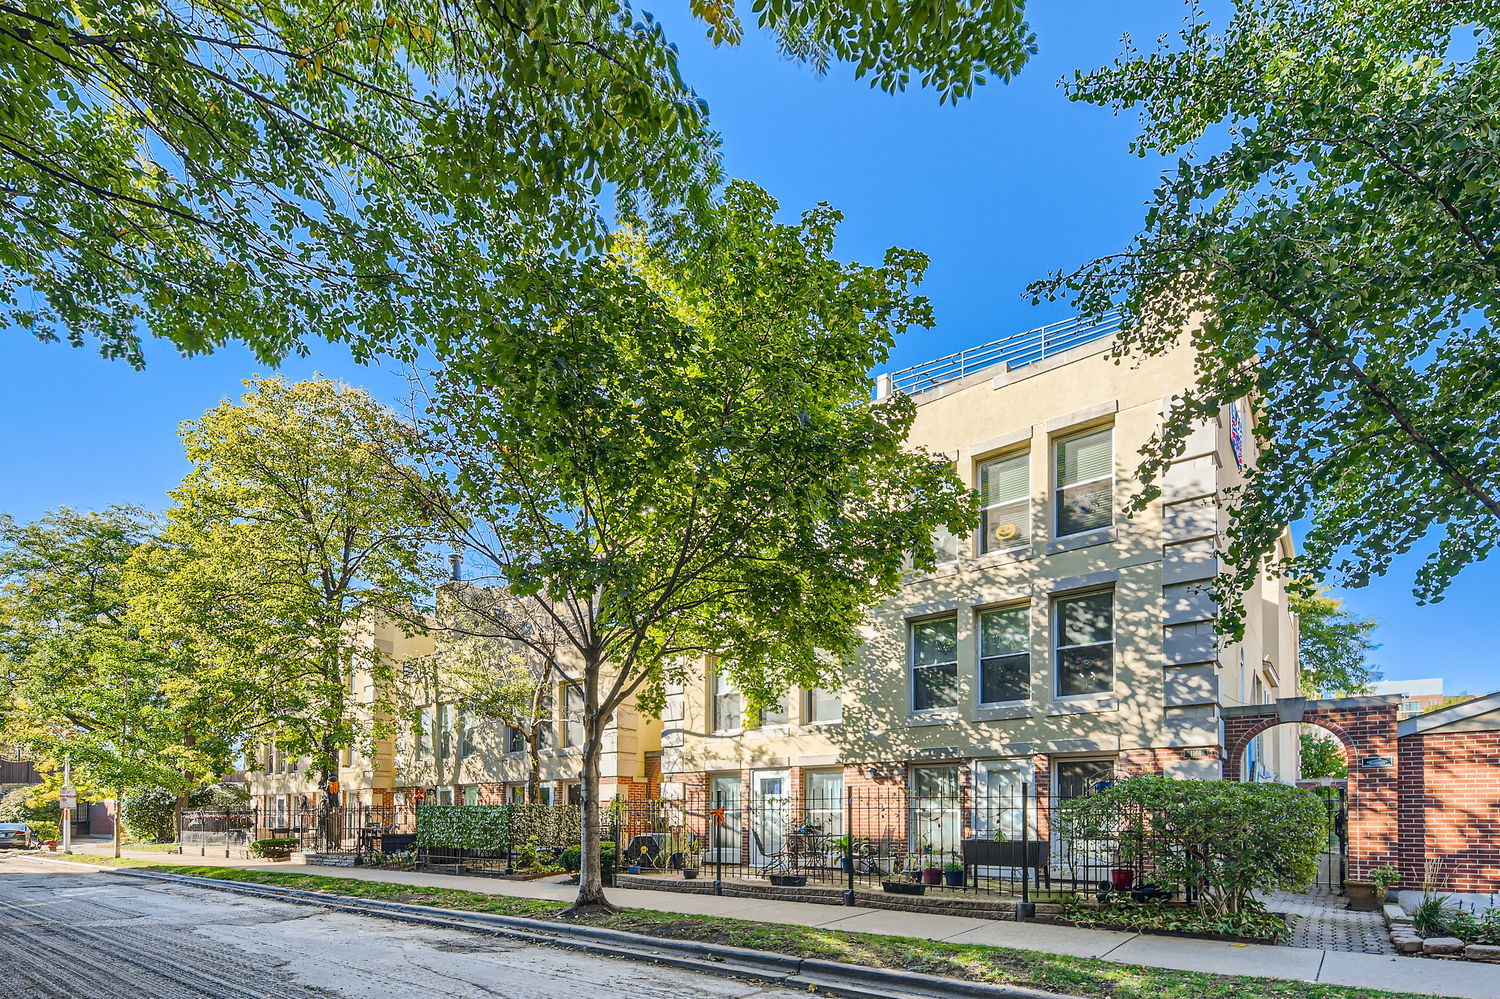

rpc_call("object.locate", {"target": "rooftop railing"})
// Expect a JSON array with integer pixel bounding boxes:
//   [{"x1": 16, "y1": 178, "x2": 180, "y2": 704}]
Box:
[{"x1": 883, "y1": 310, "x2": 1122, "y2": 398}]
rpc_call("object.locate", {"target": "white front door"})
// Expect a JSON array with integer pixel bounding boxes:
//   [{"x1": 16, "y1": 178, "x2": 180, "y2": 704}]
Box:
[
  {"x1": 751, "y1": 770, "x2": 790, "y2": 867},
  {"x1": 709, "y1": 774, "x2": 741, "y2": 862}
]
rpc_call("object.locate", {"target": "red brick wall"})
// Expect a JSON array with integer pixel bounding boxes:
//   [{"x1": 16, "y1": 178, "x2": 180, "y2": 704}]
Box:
[
  {"x1": 1398, "y1": 730, "x2": 1500, "y2": 893},
  {"x1": 1225, "y1": 702, "x2": 1400, "y2": 881}
]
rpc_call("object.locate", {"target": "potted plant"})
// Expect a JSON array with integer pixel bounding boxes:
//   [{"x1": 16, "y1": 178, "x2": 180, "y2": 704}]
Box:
[
  {"x1": 942, "y1": 860, "x2": 965, "y2": 887},
  {"x1": 1344, "y1": 877, "x2": 1381, "y2": 912},
  {"x1": 1371, "y1": 865, "x2": 1401, "y2": 903},
  {"x1": 919, "y1": 840, "x2": 942, "y2": 885},
  {"x1": 882, "y1": 880, "x2": 925, "y2": 895},
  {"x1": 830, "y1": 834, "x2": 867, "y2": 873},
  {"x1": 682, "y1": 866, "x2": 700, "y2": 880},
  {"x1": 768, "y1": 872, "x2": 807, "y2": 887}
]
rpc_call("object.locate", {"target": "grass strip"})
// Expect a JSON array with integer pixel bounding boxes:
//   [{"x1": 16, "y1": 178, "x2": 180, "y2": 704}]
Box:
[{"x1": 54, "y1": 856, "x2": 1441, "y2": 999}]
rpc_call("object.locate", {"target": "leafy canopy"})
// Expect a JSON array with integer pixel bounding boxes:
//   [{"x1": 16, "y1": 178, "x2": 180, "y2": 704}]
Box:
[
  {"x1": 1300, "y1": 730, "x2": 1349, "y2": 779},
  {"x1": 0, "y1": 506, "x2": 238, "y2": 794},
  {"x1": 1033, "y1": 0, "x2": 1500, "y2": 616},
  {"x1": 1290, "y1": 587, "x2": 1380, "y2": 697},
  {"x1": 2, "y1": 0, "x2": 1031, "y2": 366},
  {"x1": 129, "y1": 376, "x2": 446, "y2": 776},
  {"x1": 413, "y1": 180, "x2": 976, "y2": 907}
]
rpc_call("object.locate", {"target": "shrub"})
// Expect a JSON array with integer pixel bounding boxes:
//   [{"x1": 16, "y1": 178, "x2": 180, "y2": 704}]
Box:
[
  {"x1": 416, "y1": 805, "x2": 510, "y2": 850},
  {"x1": 188, "y1": 782, "x2": 251, "y2": 808},
  {"x1": 28, "y1": 821, "x2": 60, "y2": 843},
  {"x1": 119, "y1": 785, "x2": 179, "y2": 843},
  {"x1": 559, "y1": 841, "x2": 617, "y2": 879},
  {"x1": 1413, "y1": 895, "x2": 1454, "y2": 936},
  {"x1": 249, "y1": 837, "x2": 299, "y2": 858},
  {"x1": 1062, "y1": 900, "x2": 1287, "y2": 940},
  {"x1": 1055, "y1": 775, "x2": 1327, "y2": 916},
  {"x1": 0, "y1": 786, "x2": 59, "y2": 825},
  {"x1": 1371, "y1": 864, "x2": 1401, "y2": 893}
]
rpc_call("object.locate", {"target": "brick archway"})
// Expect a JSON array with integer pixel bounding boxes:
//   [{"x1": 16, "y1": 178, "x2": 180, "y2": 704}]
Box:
[{"x1": 1222, "y1": 696, "x2": 1401, "y2": 881}]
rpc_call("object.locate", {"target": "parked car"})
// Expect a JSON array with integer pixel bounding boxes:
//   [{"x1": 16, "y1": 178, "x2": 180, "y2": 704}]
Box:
[{"x1": 0, "y1": 823, "x2": 37, "y2": 849}]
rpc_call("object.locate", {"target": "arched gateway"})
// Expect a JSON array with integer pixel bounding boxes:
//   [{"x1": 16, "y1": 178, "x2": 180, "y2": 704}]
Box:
[{"x1": 1222, "y1": 696, "x2": 1401, "y2": 883}]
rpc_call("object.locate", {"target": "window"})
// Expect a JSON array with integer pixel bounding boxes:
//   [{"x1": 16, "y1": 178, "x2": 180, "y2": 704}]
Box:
[
  {"x1": 565, "y1": 782, "x2": 583, "y2": 805},
  {"x1": 506, "y1": 784, "x2": 526, "y2": 804},
  {"x1": 932, "y1": 524, "x2": 960, "y2": 563},
  {"x1": 713, "y1": 670, "x2": 743, "y2": 732},
  {"x1": 506, "y1": 726, "x2": 526, "y2": 754},
  {"x1": 1055, "y1": 590, "x2": 1114, "y2": 696},
  {"x1": 437, "y1": 705, "x2": 454, "y2": 760},
  {"x1": 1055, "y1": 427, "x2": 1113, "y2": 537},
  {"x1": 910, "y1": 765, "x2": 960, "y2": 855},
  {"x1": 463, "y1": 785, "x2": 479, "y2": 806},
  {"x1": 911, "y1": 616, "x2": 959, "y2": 711},
  {"x1": 561, "y1": 686, "x2": 585, "y2": 747},
  {"x1": 537, "y1": 691, "x2": 556, "y2": 749},
  {"x1": 804, "y1": 688, "x2": 842, "y2": 724},
  {"x1": 978, "y1": 605, "x2": 1030, "y2": 703},
  {"x1": 805, "y1": 770, "x2": 844, "y2": 835},
  {"x1": 418, "y1": 706, "x2": 435, "y2": 760},
  {"x1": 978, "y1": 452, "x2": 1030, "y2": 552},
  {"x1": 1054, "y1": 758, "x2": 1116, "y2": 800},
  {"x1": 974, "y1": 761, "x2": 1028, "y2": 840},
  {"x1": 758, "y1": 692, "x2": 789, "y2": 727}
]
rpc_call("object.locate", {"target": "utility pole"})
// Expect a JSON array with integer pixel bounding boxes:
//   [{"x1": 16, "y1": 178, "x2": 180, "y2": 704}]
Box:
[{"x1": 59, "y1": 754, "x2": 74, "y2": 855}]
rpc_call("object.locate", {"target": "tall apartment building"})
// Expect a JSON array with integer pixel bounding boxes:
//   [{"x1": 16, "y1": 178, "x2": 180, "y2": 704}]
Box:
[{"x1": 657, "y1": 315, "x2": 1301, "y2": 831}]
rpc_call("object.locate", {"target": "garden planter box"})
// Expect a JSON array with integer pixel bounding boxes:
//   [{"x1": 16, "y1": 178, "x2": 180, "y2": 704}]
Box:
[
  {"x1": 768, "y1": 874, "x2": 807, "y2": 887},
  {"x1": 882, "y1": 881, "x2": 925, "y2": 896}
]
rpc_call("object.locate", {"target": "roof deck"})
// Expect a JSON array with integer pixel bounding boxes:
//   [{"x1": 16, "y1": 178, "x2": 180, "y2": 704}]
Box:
[{"x1": 882, "y1": 310, "x2": 1121, "y2": 398}]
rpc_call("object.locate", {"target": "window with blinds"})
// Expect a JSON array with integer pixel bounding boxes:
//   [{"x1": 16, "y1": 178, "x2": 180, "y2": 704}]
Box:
[
  {"x1": 1055, "y1": 428, "x2": 1113, "y2": 537},
  {"x1": 978, "y1": 451, "x2": 1030, "y2": 553}
]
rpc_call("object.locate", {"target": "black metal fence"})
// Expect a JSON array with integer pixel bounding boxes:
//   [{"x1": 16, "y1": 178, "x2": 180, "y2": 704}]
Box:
[{"x1": 186, "y1": 784, "x2": 1178, "y2": 902}]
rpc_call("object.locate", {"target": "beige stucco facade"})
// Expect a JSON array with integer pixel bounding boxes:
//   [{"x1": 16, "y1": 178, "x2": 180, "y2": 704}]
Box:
[{"x1": 658, "y1": 322, "x2": 1301, "y2": 803}]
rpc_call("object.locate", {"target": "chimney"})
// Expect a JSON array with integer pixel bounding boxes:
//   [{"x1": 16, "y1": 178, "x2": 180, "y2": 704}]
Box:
[{"x1": 448, "y1": 553, "x2": 462, "y2": 582}]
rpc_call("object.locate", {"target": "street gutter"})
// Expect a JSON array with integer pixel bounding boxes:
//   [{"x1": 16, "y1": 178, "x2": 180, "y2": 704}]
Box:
[{"x1": 30, "y1": 857, "x2": 1080, "y2": 999}]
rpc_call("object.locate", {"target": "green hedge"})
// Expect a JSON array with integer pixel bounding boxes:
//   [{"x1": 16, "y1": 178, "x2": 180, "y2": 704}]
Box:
[
  {"x1": 416, "y1": 804, "x2": 583, "y2": 851},
  {"x1": 559, "y1": 841, "x2": 617, "y2": 879}
]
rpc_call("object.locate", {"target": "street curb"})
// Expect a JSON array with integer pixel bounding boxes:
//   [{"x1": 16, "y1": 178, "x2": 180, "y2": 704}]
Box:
[{"x1": 34, "y1": 859, "x2": 1079, "y2": 999}]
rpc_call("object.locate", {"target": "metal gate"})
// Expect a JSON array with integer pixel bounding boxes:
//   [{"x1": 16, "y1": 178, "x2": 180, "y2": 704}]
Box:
[{"x1": 1311, "y1": 784, "x2": 1348, "y2": 892}]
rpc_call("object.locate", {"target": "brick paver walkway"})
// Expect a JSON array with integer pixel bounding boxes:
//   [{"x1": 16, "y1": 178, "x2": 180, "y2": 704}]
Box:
[{"x1": 1267, "y1": 886, "x2": 1393, "y2": 954}]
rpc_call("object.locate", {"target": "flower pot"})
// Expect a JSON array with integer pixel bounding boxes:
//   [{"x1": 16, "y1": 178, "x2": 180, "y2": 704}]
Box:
[
  {"x1": 882, "y1": 880, "x2": 925, "y2": 895},
  {"x1": 627, "y1": 865, "x2": 641, "y2": 875},
  {"x1": 922, "y1": 866, "x2": 942, "y2": 885},
  {"x1": 769, "y1": 874, "x2": 807, "y2": 887},
  {"x1": 839, "y1": 858, "x2": 853, "y2": 873},
  {"x1": 1344, "y1": 880, "x2": 1381, "y2": 912},
  {"x1": 943, "y1": 868, "x2": 965, "y2": 887},
  {"x1": 1110, "y1": 868, "x2": 1134, "y2": 891},
  {"x1": 682, "y1": 868, "x2": 699, "y2": 880}
]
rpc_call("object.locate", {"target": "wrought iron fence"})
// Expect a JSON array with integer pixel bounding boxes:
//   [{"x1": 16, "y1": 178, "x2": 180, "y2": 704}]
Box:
[{"x1": 188, "y1": 781, "x2": 1181, "y2": 902}]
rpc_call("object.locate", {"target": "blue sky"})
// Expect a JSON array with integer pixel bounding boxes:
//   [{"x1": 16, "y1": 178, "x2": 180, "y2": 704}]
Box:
[{"x1": 1, "y1": 1, "x2": 1492, "y2": 694}]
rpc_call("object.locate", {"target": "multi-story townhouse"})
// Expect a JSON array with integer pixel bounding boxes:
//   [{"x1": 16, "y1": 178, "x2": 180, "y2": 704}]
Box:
[
  {"x1": 657, "y1": 315, "x2": 1301, "y2": 855},
  {"x1": 246, "y1": 587, "x2": 664, "y2": 818}
]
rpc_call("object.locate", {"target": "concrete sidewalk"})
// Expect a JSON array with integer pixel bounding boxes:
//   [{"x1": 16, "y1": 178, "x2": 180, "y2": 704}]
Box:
[{"x1": 51, "y1": 843, "x2": 1500, "y2": 999}]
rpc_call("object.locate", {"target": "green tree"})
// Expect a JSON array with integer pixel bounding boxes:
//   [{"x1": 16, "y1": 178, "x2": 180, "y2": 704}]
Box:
[
  {"x1": 129, "y1": 377, "x2": 447, "y2": 846},
  {"x1": 1291, "y1": 589, "x2": 1380, "y2": 697},
  {"x1": 1032, "y1": 0, "x2": 1500, "y2": 617},
  {"x1": 1300, "y1": 730, "x2": 1348, "y2": 779},
  {"x1": 0, "y1": 506, "x2": 238, "y2": 838},
  {"x1": 3, "y1": 0, "x2": 1032, "y2": 367},
  {"x1": 406, "y1": 181, "x2": 976, "y2": 912}
]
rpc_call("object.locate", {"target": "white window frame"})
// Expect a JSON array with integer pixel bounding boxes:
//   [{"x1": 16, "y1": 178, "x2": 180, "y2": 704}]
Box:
[
  {"x1": 560, "y1": 684, "x2": 585, "y2": 748},
  {"x1": 1053, "y1": 426, "x2": 1114, "y2": 539},
  {"x1": 972, "y1": 759, "x2": 1032, "y2": 843},
  {"x1": 803, "y1": 687, "x2": 842, "y2": 725},
  {"x1": 910, "y1": 615, "x2": 960, "y2": 712},
  {"x1": 713, "y1": 670, "x2": 743, "y2": 733},
  {"x1": 977, "y1": 603, "x2": 1031, "y2": 706},
  {"x1": 976, "y1": 450, "x2": 1030, "y2": 554},
  {"x1": 804, "y1": 770, "x2": 844, "y2": 836},
  {"x1": 1052, "y1": 589, "x2": 1115, "y2": 698}
]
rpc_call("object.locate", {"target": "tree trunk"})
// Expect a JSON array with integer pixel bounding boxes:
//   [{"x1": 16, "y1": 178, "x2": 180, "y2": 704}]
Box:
[
  {"x1": 316, "y1": 737, "x2": 339, "y2": 852},
  {"x1": 526, "y1": 722, "x2": 542, "y2": 805},
  {"x1": 563, "y1": 672, "x2": 615, "y2": 916}
]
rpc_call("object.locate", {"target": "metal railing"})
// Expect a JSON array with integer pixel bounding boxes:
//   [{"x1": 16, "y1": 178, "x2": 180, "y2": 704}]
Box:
[{"x1": 885, "y1": 310, "x2": 1122, "y2": 398}]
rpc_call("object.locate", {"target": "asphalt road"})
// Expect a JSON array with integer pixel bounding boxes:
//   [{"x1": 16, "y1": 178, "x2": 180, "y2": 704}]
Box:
[{"x1": 0, "y1": 856, "x2": 807, "y2": 999}]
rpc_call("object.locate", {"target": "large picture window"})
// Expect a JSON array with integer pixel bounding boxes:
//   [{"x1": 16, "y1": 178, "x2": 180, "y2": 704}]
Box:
[
  {"x1": 804, "y1": 687, "x2": 842, "y2": 724},
  {"x1": 978, "y1": 452, "x2": 1029, "y2": 553},
  {"x1": 561, "y1": 686, "x2": 585, "y2": 748},
  {"x1": 1055, "y1": 428, "x2": 1113, "y2": 537},
  {"x1": 1054, "y1": 590, "x2": 1114, "y2": 696},
  {"x1": 805, "y1": 770, "x2": 844, "y2": 836},
  {"x1": 978, "y1": 605, "x2": 1030, "y2": 703},
  {"x1": 911, "y1": 617, "x2": 959, "y2": 710}
]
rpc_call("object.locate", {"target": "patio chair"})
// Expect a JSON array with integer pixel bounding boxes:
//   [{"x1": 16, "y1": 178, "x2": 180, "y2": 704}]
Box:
[{"x1": 751, "y1": 830, "x2": 792, "y2": 874}]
